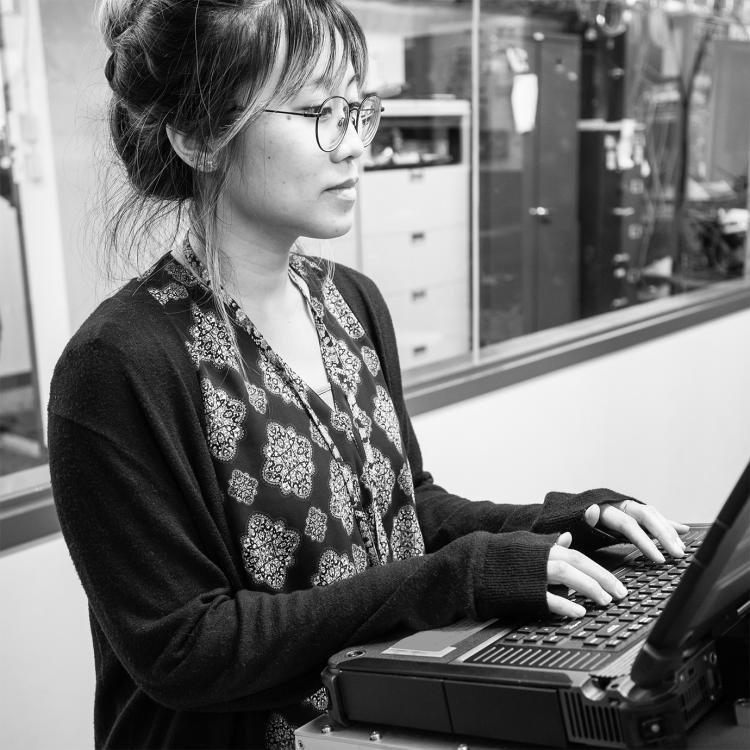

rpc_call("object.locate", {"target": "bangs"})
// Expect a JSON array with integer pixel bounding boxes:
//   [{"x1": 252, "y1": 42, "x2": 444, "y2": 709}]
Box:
[
  {"x1": 276, "y1": 0, "x2": 369, "y2": 98},
  {"x1": 210, "y1": 1, "x2": 368, "y2": 150},
  {"x1": 233, "y1": 0, "x2": 368, "y2": 107}
]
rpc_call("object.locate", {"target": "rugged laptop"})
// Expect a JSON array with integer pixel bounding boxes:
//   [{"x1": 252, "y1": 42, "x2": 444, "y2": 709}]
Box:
[{"x1": 323, "y1": 462, "x2": 750, "y2": 748}]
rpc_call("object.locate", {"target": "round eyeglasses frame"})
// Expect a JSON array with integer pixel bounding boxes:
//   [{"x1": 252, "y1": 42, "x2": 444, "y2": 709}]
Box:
[{"x1": 264, "y1": 94, "x2": 383, "y2": 153}]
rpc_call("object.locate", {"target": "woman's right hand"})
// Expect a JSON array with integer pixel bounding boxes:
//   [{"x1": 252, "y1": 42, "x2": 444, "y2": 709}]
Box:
[{"x1": 546, "y1": 532, "x2": 628, "y2": 618}]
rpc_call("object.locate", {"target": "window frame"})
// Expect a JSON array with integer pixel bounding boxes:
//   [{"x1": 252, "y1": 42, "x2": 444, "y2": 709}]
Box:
[{"x1": 3, "y1": 275, "x2": 750, "y2": 552}]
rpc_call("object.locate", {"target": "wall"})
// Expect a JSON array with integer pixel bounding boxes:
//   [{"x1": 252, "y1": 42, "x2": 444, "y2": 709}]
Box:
[
  {"x1": 1, "y1": 306, "x2": 749, "y2": 750},
  {"x1": 414, "y1": 307, "x2": 750, "y2": 523}
]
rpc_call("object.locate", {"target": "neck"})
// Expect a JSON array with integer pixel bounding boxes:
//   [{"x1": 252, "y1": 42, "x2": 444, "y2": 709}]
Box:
[{"x1": 189, "y1": 225, "x2": 301, "y2": 324}]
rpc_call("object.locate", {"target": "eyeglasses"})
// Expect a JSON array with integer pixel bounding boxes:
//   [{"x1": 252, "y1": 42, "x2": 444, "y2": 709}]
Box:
[{"x1": 264, "y1": 94, "x2": 383, "y2": 153}]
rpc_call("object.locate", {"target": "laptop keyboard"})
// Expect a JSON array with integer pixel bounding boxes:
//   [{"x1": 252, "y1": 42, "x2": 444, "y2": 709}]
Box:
[{"x1": 465, "y1": 531, "x2": 704, "y2": 670}]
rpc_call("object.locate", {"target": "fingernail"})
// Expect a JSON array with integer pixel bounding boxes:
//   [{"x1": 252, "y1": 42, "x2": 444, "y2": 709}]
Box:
[
  {"x1": 572, "y1": 604, "x2": 586, "y2": 618},
  {"x1": 616, "y1": 583, "x2": 627, "y2": 598},
  {"x1": 600, "y1": 592, "x2": 613, "y2": 605},
  {"x1": 655, "y1": 552, "x2": 665, "y2": 564}
]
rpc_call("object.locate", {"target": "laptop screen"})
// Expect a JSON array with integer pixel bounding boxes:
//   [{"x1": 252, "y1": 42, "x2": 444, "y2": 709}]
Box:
[{"x1": 632, "y1": 460, "x2": 750, "y2": 686}]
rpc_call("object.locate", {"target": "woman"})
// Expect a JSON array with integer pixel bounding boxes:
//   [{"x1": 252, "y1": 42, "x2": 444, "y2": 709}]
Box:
[{"x1": 48, "y1": 1, "x2": 688, "y2": 748}]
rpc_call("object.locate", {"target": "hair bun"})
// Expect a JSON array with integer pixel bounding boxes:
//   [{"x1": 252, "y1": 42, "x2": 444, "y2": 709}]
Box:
[
  {"x1": 97, "y1": 0, "x2": 143, "y2": 51},
  {"x1": 104, "y1": 52, "x2": 117, "y2": 85}
]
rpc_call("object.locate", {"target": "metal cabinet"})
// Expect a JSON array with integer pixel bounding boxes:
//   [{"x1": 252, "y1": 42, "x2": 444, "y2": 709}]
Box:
[{"x1": 328, "y1": 99, "x2": 471, "y2": 371}]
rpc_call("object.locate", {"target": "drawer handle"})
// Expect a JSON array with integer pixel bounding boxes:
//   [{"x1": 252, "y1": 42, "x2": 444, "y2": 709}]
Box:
[
  {"x1": 411, "y1": 231, "x2": 426, "y2": 243},
  {"x1": 412, "y1": 345, "x2": 428, "y2": 356},
  {"x1": 411, "y1": 289, "x2": 428, "y2": 301}
]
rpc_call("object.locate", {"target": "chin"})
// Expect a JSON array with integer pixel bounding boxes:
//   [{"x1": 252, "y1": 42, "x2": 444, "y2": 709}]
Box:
[{"x1": 310, "y1": 219, "x2": 355, "y2": 241}]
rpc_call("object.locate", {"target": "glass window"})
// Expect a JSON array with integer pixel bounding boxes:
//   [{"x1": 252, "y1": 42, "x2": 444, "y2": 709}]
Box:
[
  {"x1": 2, "y1": 0, "x2": 749, "y2": 496},
  {"x1": 0, "y1": 8, "x2": 47, "y2": 479},
  {"x1": 338, "y1": 0, "x2": 749, "y2": 373}
]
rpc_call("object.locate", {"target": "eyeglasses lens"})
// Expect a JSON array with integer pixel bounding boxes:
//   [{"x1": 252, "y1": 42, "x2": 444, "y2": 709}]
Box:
[
  {"x1": 358, "y1": 97, "x2": 380, "y2": 147},
  {"x1": 316, "y1": 96, "x2": 381, "y2": 152}
]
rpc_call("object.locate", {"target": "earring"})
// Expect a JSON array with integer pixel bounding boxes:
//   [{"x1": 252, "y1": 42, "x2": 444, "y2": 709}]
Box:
[{"x1": 198, "y1": 155, "x2": 217, "y2": 172}]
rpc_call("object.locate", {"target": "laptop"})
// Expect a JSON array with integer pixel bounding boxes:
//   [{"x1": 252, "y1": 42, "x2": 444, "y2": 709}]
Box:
[{"x1": 322, "y1": 461, "x2": 750, "y2": 748}]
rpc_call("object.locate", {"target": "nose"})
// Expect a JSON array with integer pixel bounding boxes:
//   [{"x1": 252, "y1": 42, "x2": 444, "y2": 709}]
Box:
[{"x1": 331, "y1": 113, "x2": 365, "y2": 161}]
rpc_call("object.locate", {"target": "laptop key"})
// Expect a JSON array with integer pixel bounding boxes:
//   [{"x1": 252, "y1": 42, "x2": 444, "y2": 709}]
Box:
[
  {"x1": 583, "y1": 636, "x2": 605, "y2": 647},
  {"x1": 598, "y1": 621, "x2": 626, "y2": 637}
]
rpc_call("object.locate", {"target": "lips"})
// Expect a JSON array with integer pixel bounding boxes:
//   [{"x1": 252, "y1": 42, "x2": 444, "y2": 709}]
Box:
[
  {"x1": 328, "y1": 177, "x2": 358, "y2": 191},
  {"x1": 325, "y1": 177, "x2": 358, "y2": 202}
]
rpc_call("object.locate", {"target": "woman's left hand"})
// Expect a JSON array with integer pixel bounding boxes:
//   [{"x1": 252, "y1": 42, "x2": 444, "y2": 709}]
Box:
[{"x1": 584, "y1": 500, "x2": 690, "y2": 563}]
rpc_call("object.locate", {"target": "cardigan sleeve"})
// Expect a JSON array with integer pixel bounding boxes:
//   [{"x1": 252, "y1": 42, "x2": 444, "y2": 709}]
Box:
[
  {"x1": 48, "y1": 301, "x2": 557, "y2": 715},
  {"x1": 332, "y1": 263, "x2": 636, "y2": 554}
]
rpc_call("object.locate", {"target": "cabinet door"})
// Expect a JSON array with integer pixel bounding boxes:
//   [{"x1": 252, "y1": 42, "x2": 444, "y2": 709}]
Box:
[{"x1": 534, "y1": 34, "x2": 581, "y2": 330}]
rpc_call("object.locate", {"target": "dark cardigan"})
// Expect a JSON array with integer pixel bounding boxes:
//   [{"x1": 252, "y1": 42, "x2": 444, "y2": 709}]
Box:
[{"x1": 48, "y1": 259, "x2": 623, "y2": 749}]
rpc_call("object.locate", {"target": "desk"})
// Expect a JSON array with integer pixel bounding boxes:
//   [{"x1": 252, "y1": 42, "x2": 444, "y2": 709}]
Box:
[{"x1": 295, "y1": 699, "x2": 749, "y2": 749}]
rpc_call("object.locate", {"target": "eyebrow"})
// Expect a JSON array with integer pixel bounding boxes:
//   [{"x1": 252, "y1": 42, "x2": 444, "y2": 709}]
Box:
[{"x1": 305, "y1": 73, "x2": 358, "y2": 92}]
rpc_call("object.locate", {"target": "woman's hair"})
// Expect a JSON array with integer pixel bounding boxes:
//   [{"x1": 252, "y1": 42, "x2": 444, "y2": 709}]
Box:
[{"x1": 97, "y1": 0, "x2": 368, "y2": 282}]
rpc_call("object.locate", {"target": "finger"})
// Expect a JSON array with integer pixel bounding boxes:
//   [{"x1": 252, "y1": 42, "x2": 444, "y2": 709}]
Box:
[
  {"x1": 548, "y1": 556, "x2": 614, "y2": 605},
  {"x1": 584, "y1": 504, "x2": 600, "y2": 528},
  {"x1": 550, "y1": 546, "x2": 628, "y2": 600},
  {"x1": 611, "y1": 503, "x2": 686, "y2": 559},
  {"x1": 618, "y1": 501, "x2": 690, "y2": 539},
  {"x1": 556, "y1": 531, "x2": 572, "y2": 548},
  {"x1": 671, "y1": 519, "x2": 691, "y2": 535},
  {"x1": 547, "y1": 591, "x2": 586, "y2": 619},
  {"x1": 600, "y1": 504, "x2": 666, "y2": 563},
  {"x1": 635, "y1": 506, "x2": 687, "y2": 558}
]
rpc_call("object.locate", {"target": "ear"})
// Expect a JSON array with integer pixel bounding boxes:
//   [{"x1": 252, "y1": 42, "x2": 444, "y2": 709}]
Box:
[{"x1": 165, "y1": 124, "x2": 217, "y2": 172}]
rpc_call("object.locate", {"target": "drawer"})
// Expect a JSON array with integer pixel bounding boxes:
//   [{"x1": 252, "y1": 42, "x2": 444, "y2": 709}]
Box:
[
  {"x1": 384, "y1": 281, "x2": 470, "y2": 368},
  {"x1": 360, "y1": 164, "x2": 469, "y2": 234},
  {"x1": 362, "y1": 225, "x2": 469, "y2": 294},
  {"x1": 398, "y1": 328, "x2": 469, "y2": 370}
]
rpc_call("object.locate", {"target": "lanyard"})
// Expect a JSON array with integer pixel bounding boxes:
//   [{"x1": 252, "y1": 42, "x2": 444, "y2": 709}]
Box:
[{"x1": 181, "y1": 239, "x2": 387, "y2": 567}]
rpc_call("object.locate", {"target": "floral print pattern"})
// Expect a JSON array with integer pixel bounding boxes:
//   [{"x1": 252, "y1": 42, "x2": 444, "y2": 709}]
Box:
[
  {"x1": 363, "y1": 446, "x2": 396, "y2": 516},
  {"x1": 259, "y1": 353, "x2": 303, "y2": 408},
  {"x1": 304, "y1": 506, "x2": 327, "y2": 543},
  {"x1": 362, "y1": 345, "x2": 380, "y2": 376},
  {"x1": 322, "y1": 336, "x2": 361, "y2": 394},
  {"x1": 373, "y1": 385, "x2": 402, "y2": 453},
  {"x1": 201, "y1": 379, "x2": 246, "y2": 461},
  {"x1": 228, "y1": 469, "x2": 258, "y2": 505},
  {"x1": 304, "y1": 686, "x2": 329, "y2": 712},
  {"x1": 187, "y1": 304, "x2": 238, "y2": 371},
  {"x1": 323, "y1": 278, "x2": 365, "y2": 339},
  {"x1": 329, "y1": 459, "x2": 356, "y2": 534},
  {"x1": 244, "y1": 381, "x2": 267, "y2": 414},
  {"x1": 391, "y1": 504, "x2": 425, "y2": 560},
  {"x1": 352, "y1": 543, "x2": 367, "y2": 573},
  {"x1": 398, "y1": 460, "x2": 415, "y2": 500},
  {"x1": 330, "y1": 408, "x2": 354, "y2": 440},
  {"x1": 241, "y1": 514, "x2": 299, "y2": 590},
  {"x1": 148, "y1": 282, "x2": 189, "y2": 306},
  {"x1": 265, "y1": 712, "x2": 296, "y2": 750},
  {"x1": 165, "y1": 259, "x2": 200, "y2": 286},
  {"x1": 262, "y1": 422, "x2": 315, "y2": 499},
  {"x1": 312, "y1": 548, "x2": 357, "y2": 586}
]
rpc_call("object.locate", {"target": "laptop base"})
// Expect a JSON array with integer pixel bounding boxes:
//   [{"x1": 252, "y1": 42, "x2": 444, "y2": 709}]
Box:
[{"x1": 323, "y1": 637, "x2": 722, "y2": 748}]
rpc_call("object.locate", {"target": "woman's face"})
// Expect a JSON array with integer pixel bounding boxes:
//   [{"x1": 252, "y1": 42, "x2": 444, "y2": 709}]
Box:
[{"x1": 221, "y1": 49, "x2": 364, "y2": 250}]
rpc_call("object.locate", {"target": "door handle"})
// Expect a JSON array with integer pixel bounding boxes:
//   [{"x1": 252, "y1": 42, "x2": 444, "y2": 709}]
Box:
[{"x1": 528, "y1": 206, "x2": 550, "y2": 220}]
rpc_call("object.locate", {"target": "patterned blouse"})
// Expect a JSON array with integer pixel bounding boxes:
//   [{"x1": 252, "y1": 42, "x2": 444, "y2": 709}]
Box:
[{"x1": 145, "y1": 247, "x2": 426, "y2": 745}]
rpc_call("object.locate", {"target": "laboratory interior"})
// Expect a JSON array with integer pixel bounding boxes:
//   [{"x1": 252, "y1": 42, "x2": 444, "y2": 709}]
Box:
[{"x1": 1, "y1": 0, "x2": 749, "y2": 748}]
